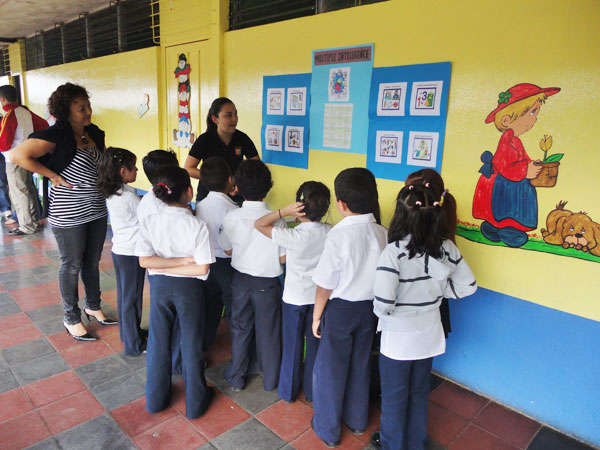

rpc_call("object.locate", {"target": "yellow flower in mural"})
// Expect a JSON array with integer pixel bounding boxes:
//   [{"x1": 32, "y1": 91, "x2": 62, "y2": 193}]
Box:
[{"x1": 539, "y1": 135, "x2": 553, "y2": 161}]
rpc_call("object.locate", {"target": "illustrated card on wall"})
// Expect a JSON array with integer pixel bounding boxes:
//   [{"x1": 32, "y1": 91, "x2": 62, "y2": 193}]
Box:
[
  {"x1": 287, "y1": 87, "x2": 307, "y2": 115},
  {"x1": 265, "y1": 125, "x2": 284, "y2": 151},
  {"x1": 366, "y1": 62, "x2": 451, "y2": 181},
  {"x1": 328, "y1": 67, "x2": 351, "y2": 102},
  {"x1": 310, "y1": 44, "x2": 373, "y2": 154},
  {"x1": 410, "y1": 81, "x2": 443, "y2": 116},
  {"x1": 285, "y1": 126, "x2": 304, "y2": 153},
  {"x1": 267, "y1": 88, "x2": 285, "y2": 115},
  {"x1": 261, "y1": 73, "x2": 311, "y2": 169},
  {"x1": 375, "y1": 130, "x2": 403, "y2": 164},
  {"x1": 407, "y1": 131, "x2": 438, "y2": 167},
  {"x1": 377, "y1": 82, "x2": 407, "y2": 116}
]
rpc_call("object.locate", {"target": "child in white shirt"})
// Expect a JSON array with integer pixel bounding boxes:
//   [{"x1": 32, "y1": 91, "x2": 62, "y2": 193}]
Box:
[
  {"x1": 137, "y1": 149, "x2": 178, "y2": 221},
  {"x1": 370, "y1": 183, "x2": 476, "y2": 450},
  {"x1": 195, "y1": 156, "x2": 238, "y2": 348},
  {"x1": 223, "y1": 159, "x2": 285, "y2": 392},
  {"x1": 254, "y1": 181, "x2": 331, "y2": 403},
  {"x1": 311, "y1": 168, "x2": 387, "y2": 448},
  {"x1": 97, "y1": 147, "x2": 145, "y2": 356},
  {"x1": 135, "y1": 166, "x2": 215, "y2": 419}
]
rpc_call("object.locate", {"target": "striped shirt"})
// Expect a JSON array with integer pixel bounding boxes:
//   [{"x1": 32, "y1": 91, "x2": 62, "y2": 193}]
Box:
[{"x1": 48, "y1": 146, "x2": 107, "y2": 228}]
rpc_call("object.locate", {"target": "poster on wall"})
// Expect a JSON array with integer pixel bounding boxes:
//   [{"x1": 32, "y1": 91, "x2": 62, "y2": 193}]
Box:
[
  {"x1": 366, "y1": 61, "x2": 451, "y2": 181},
  {"x1": 309, "y1": 44, "x2": 373, "y2": 154},
  {"x1": 261, "y1": 73, "x2": 311, "y2": 169},
  {"x1": 172, "y1": 53, "x2": 195, "y2": 148}
]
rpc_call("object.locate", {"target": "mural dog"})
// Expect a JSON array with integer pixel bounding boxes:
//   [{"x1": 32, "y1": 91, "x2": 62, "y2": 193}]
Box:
[{"x1": 541, "y1": 201, "x2": 600, "y2": 256}]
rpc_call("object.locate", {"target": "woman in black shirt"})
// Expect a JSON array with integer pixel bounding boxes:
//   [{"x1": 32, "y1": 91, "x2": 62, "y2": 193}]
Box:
[{"x1": 184, "y1": 97, "x2": 259, "y2": 201}]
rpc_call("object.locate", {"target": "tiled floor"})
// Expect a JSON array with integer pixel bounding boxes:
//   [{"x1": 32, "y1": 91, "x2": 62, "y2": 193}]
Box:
[{"x1": 0, "y1": 222, "x2": 597, "y2": 450}]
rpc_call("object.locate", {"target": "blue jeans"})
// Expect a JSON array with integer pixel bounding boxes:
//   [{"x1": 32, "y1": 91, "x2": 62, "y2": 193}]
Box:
[
  {"x1": 0, "y1": 154, "x2": 11, "y2": 212},
  {"x1": 379, "y1": 355, "x2": 433, "y2": 450},
  {"x1": 51, "y1": 216, "x2": 108, "y2": 324}
]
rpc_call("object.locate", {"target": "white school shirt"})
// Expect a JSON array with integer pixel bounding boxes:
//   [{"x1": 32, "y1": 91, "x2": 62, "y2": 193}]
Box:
[
  {"x1": 312, "y1": 213, "x2": 387, "y2": 301},
  {"x1": 195, "y1": 191, "x2": 238, "y2": 258},
  {"x1": 106, "y1": 184, "x2": 140, "y2": 256},
  {"x1": 374, "y1": 237, "x2": 477, "y2": 361},
  {"x1": 223, "y1": 201, "x2": 285, "y2": 278},
  {"x1": 137, "y1": 190, "x2": 164, "y2": 221},
  {"x1": 135, "y1": 206, "x2": 215, "y2": 280},
  {"x1": 271, "y1": 221, "x2": 332, "y2": 306}
]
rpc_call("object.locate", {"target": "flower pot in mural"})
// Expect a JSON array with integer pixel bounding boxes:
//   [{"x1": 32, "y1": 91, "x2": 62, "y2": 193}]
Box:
[{"x1": 530, "y1": 161, "x2": 560, "y2": 187}]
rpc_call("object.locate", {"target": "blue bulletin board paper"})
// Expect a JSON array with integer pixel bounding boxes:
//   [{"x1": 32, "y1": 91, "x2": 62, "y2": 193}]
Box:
[
  {"x1": 261, "y1": 74, "x2": 311, "y2": 169},
  {"x1": 309, "y1": 44, "x2": 374, "y2": 154},
  {"x1": 366, "y1": 62, "x2": 451, "y2": 181}
]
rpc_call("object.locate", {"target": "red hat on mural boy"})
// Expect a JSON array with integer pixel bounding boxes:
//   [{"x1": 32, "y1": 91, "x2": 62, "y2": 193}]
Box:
[{"x1": 485, "y1": 83, "x2": 560, "y2": 123}]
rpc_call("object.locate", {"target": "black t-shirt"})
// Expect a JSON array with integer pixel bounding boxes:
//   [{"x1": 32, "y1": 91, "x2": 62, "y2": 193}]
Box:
[{"x1": 189, "y1": 128, "x2": 258, "y2": 201}]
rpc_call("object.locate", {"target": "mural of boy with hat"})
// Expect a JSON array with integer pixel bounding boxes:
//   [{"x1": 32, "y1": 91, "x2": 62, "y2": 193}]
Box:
[{"x1": 472, "y1": 83, "x2": 560, "y2": 247}]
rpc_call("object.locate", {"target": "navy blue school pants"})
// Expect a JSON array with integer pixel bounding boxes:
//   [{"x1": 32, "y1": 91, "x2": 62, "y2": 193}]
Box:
[
  {"x1": 312, "y1": 298, "x2": 376, "y2": 443},
  {"x1": 225, "y1": 270, "x2": 282, "y2": 391},
  {"x1": 146, "y1": 275, "x2": 212, "y2": 419},
  {"x1": 379, "y1": 355, "x2": 432, "y2": 450},
  {"x1": 111, "y1": 253, "x2": 145, "y2": 355},
  {"x1": 278, "y1": 302, "x2": 319, "y2": 402},
  {"x1": 203, "y1": 257, "x2": 234, "y2": 349}
]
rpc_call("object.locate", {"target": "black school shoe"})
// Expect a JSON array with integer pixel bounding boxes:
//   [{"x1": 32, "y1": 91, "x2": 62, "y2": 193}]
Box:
[
  {"x1": 311, "y1": 417, "x2": 340, "y2": 448},
  {"x1": 370, "y1": 431, "x2": 382, "y2": 449}
]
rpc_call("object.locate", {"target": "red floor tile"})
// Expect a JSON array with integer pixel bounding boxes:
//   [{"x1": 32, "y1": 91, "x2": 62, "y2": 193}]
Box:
[
  {"x1": 48, "y1": 330, "x2": 81, "y2": 352},
  {"x1": 0, "y1": 312, "x2": 34, "y2": 331},
  {"x1": 111, "y1": 397, "x2": 178, "y2": 437},
  {"x1": 133, "y1": 415, "x2": 207, "y2": 450},
  {"x1": 182, "y1": 388, "x2": 251, "y2": 440},
  {"x1": 352, "y1": 405, "x2": 381, "y2": 445},
  {"x1": 102, "y1": 289, "x2": 118, "y2": 308},
  {"x1": 103, "y1": 330, "x2": 124, "y2": 353},
  {"x1": 449, "y1": 424, "x2": 520, "y2": 450},
  {"x1": 474, "y1": 402, "x2": 541, "y2": 449},
  {"x1": 0, "y1": 411, "x2": 50, "y2": 450},
  {"x1": 0, "y1": 388, "x2": 34, "y2": 423},
  {"x1": 256, "y1": 399, "x2": 314, "y2": 441},
  {"x1": 86, "y1": 321, "x2": 121, "y2": 340},
  {"x1": 23, "y1": 370, "x2": 87, "y2": 408},
  {"x1": 39, "y1": 281, "x2": 61, "y2": 298},
  {"x1": 0, "y1": 323, "x2": 44, "y2": 349},
  {"x1": 58, "y1": 339, "x2": 115, "y2": 367},
  {"x1": 10, "y1": 286, "x2": 60, "y2": 311},
  {"x1": 28, "y1": 238, "x2": 59, "y2": 251},
  {"x1": 0, "y1": 252, "x2": 54, "y2": 273},
  {"x1": 291, "y1": 427, "x2": 365, "y2": 450},
  {"x1": 426, "y1": 401, "x2": 469, "y2": 446},
  {"x1": 37, "y1": 389, "x2": 105, "y2": 434},
  {"x1": 430, "y1": 381, "x2": 489, "y2": 419}
]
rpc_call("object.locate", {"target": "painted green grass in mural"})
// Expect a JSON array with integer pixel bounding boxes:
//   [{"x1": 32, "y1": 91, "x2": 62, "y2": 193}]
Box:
[{"x1": 456, "y1": 223, "x2": 600, "y2": 263}]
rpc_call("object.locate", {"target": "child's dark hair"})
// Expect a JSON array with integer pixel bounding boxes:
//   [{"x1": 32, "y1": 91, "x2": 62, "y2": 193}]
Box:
[
  {"x1": 0, "y1": 85, "x2": 18, "y2": 103},
  {"x1": 296, "y1": 181, "x2": 330, "y2": 222},
  {"x1": 334, "y1": 168, "x2": 381, "y2": 224},
  {"x1": 206, "y1": 97, "x2": 234, "y2": 131},
  {"x1": 235, "y1": 159, "x2": 272, "y2": 201},
  {"x1": 200, "y1": 156, "x2": 231, "y2": 192},
  {"x1": 405, "y1": 168, "x2": 457, "y2": 243},
  {"x1": 153, "y1": 166, "x2": 191, "y2": 205},
  {"x1": 142, "y1": 149, "x2": 178, "y2": 184},
  {"x1": 388, "y1": 183, "x2": 448, "y2": 259},
  {"x1": 97, "y1": 147, "x2": 136, "y2": 198}
]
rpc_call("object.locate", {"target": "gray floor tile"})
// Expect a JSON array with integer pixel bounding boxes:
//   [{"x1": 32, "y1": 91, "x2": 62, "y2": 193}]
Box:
[
  {"x1": 2, "y1": 275, "x2": 42, "y2": 290},
  {"x1": 24, "y1": 437, "x2": 61, "y2": 450},
  {"x1": 91, "y1": 371, "x2": 145, "y2": 410},
  {"x1": 75, "y1": 354, "x2": 133, "y2": 388},
  {"x1": 35, "y1": 318, "x2": 66, "y2": 336},
  {"x1": 53, "y1": 414, "x2": 137, "y2": 450},
  {"x1": 44, "y1": 249, "x2": 61, "y2": 262},
  {"x1": 1, "y1": 338, "x2": 55, "y2": 365},
  {"x1": 197, "y1": 444, "x2": 217, "y2": 450},
  {"x1": 0, "y1": 242, "x2": 37, "y2": 257},
  {"x1": 26, "y1": 303, "x2": 65, "y2": 323},
  {"x1": 0, "y1": 365, "x2": 19, "y2": 393},
  {"x1": 135, "y1": 366, "x2": 147, "y2": 383},
  {"x1": 0, "y1": 296, "x2": 21, "y2": 317},
  {"x1": 118, "y1": 351, "x2": 147, "y2": 370},
  {"x1": 211, "y1": 418, "x2": 286, "y2": 450},
  {"x1": 12, "y1": 352, "x2": 69, "y2": 385}
]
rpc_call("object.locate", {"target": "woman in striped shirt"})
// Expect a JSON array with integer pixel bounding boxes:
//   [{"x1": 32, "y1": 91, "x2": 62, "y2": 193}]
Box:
[{"x1": 11, "y1": 83, "x2": 117, "y2": 341}]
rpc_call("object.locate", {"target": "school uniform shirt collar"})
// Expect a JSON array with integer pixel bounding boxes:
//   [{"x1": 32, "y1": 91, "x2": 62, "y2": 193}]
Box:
[
  {"x1": 241, "y1": 200, "x2": 268, "y2": 209},
  {"x1": 295, "y1": 221, "x2": 323, "y2": 230},
  {"x1": 163, "y1": 205, "x2": 193, "y2": 216},
  {"x1": 118, "y1": 184, "x2": 136, "y2": 195},
  {"x1": 333, "y1": 213, "x2": 376, "y2": 229},
  {"x1": 2, "y1": 102, "x2": 18, "y2": 113},
  {"x1": 206, "y1": 191, "x2": 237, "y2": 206}
]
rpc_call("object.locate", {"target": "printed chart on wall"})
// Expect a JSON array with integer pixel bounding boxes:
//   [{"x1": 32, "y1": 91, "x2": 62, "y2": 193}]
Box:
[
  {"x1": 366, "y1": 62, "x2": 451, "y2": 181},
  {"x1": 309, "y1": 44, "x2": 373, "y2": 154},
  {"x1": 261, "y1": 74, "x2": 311, "y2": 169}
]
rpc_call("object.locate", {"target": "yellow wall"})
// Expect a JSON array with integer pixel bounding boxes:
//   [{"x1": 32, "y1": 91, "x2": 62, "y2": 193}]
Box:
[
  {"x1": 22, "y1": 47, "x2": 162, "y2": 190},
  {"x1": 219, "y1": 0, "x2": 600, "y2": 320}
]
